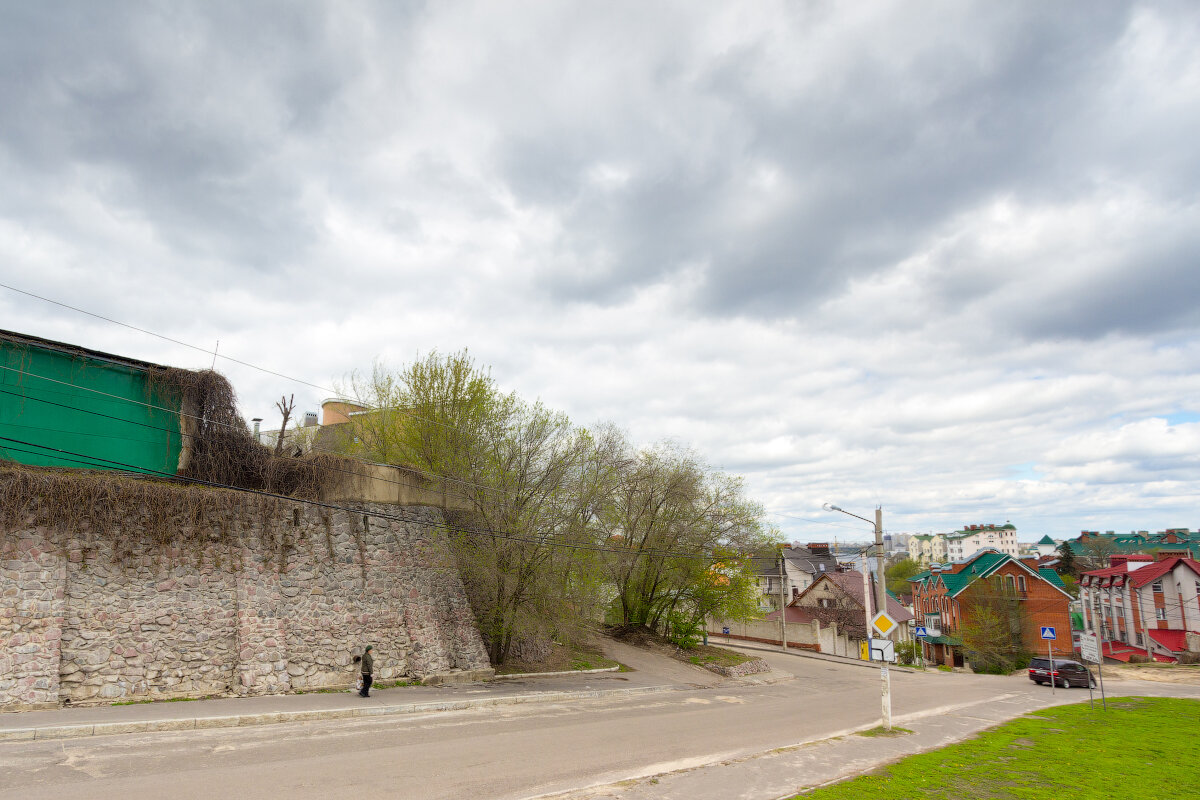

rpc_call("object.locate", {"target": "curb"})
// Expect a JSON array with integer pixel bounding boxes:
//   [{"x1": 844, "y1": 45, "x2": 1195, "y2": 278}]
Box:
[
  {"x1": 492, "y1": 666, "x2": 621, "y2": 681},
  {"x1": 0, "y1": 684, "x2": 674, "y2": 742},
  {"x1": 715, "y1": 640, "x2": 917, "y2": 674}
]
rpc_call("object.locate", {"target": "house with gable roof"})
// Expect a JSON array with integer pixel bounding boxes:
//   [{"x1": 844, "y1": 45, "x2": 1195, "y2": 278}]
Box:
[
  {"x1": 910, "y1": 550, "x2": 1073, "y2": 668},
  {"x1": 767, "y1": 569, "x2": 914, "y2": 643},
  {"x1": 1079, "y1": 553, "x2": 1200, "y2": 663}
]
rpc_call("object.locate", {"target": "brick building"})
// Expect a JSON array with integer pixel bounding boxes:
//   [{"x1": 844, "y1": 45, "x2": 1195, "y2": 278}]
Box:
[
  {"x1": 910, "y1": 550, "x2": 1072, "y2": 667},
  {"x1": 1079, "y1": 553, "x2": 1200, "y2": 663}
]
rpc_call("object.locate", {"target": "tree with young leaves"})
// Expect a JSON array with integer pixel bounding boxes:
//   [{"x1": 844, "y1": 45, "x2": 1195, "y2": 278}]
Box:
[
  {"x1": 340, "y1": 352, "x2": 618, "y2": 663},
  {"x1": 885, "y1": 557, "x2": 921, "y2": 597},
  {"x1": 337, "y1": 350, "x2": 774, "y2": 663},
  {"x1": 959, "y1": 577, "x2": 1032, "y2": 674},
  {"x1": 594, "y1": 438, "x2": 773, "y2": 639}
]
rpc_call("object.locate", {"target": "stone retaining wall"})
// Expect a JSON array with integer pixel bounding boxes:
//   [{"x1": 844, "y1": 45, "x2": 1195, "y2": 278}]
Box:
[
  {"x1": 1, "y1": 502, "x2": 491, "y2": 709},
  {"x1": 707, "y1": 657, "x2": 772, "y2": 678}
]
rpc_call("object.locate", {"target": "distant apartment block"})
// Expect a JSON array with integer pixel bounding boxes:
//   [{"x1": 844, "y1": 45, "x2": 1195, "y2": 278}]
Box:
[{"x1": 944, "y1": 523, "x2": 1020, "y2": 560}]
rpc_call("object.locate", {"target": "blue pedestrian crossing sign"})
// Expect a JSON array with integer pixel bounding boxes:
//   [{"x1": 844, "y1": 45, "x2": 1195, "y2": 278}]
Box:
[
  {"x1": 1040, "y1": 626, "x2": 1056, "y2": 640},
  {"x1": 914, "y1": 626, "x2": 929, "y2": 638}
]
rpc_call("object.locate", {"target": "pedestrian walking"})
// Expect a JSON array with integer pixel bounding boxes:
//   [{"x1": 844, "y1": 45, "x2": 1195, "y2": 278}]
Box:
[{"x1": 359, "y1": 645, "x2": 374, "y2": 697}]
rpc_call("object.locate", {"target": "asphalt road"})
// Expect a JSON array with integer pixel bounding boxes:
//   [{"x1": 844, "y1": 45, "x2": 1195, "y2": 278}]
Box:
[{"x1": 1, "y1": 647, "x2": 1191, "y2": 800}]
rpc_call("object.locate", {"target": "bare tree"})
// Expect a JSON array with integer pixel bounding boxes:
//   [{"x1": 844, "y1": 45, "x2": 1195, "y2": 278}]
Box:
[{"x1": 274, "y1": 394, "x2": 295, "y2": 455}]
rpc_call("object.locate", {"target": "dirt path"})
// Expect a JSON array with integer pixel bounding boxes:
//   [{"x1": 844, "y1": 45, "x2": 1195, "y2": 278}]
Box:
[
  {"x1": 597, "y1": 638, "x2": 726, "y2": 688},
  {"x1": 1112, "y1": 665, "x2": 1200, "y2": 684}
]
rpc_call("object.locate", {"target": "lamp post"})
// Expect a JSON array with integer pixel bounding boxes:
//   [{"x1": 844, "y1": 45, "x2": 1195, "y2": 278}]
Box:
[{"x1": 825, "y1": 502, "x2": 892, "y2": 730}]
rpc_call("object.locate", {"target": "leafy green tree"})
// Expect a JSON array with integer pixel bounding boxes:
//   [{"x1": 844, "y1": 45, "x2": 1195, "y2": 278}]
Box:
[
  {"x1": 960, "y1": 577, "x2": 1032, "y2": 674},
  {"x1": 336, "y1": 351, "x2": 774, "y2": 665},
  {"x1": 885, "y1": 557, "x2": 921, "y2": 597},
  {"x1": 595, "y1": 440, "x2": 773, "y2": 635}
]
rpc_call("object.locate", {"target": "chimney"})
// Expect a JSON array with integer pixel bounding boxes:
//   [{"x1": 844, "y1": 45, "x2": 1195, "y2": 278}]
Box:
[{"x1": 252, "y1": 417, "x2": 263, "y2": 441}]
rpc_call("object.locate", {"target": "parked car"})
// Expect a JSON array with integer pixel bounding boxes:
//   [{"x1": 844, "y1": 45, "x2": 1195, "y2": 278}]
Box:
[{"x1": 1028, "y1": 657, "x2": 1096, "y2": 688}]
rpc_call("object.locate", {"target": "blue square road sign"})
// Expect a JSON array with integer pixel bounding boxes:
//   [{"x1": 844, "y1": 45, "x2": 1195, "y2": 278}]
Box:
[
  {"x1": 1040, "y1": 626, "x2": 1056, "y2": 640},
  {"x1": 913, "y1": 626, "x2": 928, "y2": 637}
]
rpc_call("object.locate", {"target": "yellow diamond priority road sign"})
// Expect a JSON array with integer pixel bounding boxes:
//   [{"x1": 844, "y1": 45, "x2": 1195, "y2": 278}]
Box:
[{"x1": 871, "y1": 611, "x2": 897, "y2": 637}]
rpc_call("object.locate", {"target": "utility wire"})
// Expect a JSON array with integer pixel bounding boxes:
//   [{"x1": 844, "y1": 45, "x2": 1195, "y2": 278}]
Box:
[
  {"x1": 0, "y1": 367, "x2": 507, "y2": 498},
  {"x1": 0, "y1": 281, "x2": 462, "y2": 434},
  {"x1": 762, "y1": 509, "x2": 866, "y2": 531},
  {"x1": 0, "y1": 435, "x2": 740, "y2": 564}
]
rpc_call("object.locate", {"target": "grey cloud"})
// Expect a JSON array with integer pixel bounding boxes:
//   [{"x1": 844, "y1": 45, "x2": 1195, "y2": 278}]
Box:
[{"x1": 498, "y1": 2, "x2": 1200, "y2": 330}]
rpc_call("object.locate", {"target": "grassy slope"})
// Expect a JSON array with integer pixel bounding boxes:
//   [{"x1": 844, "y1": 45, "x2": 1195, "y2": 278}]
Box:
[{"x1": 796, "y1": 696, "x2": 1200, "y2": 799}]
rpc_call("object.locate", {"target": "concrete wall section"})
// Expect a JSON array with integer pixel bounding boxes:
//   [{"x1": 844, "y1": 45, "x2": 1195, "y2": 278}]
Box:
[{"x1": 1, "y1": 503, "x2": 491, "y2": 709}]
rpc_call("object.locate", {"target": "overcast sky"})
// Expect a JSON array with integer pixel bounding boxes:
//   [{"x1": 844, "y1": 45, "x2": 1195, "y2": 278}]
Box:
[{"x1": 2, "y1": 1, "x2": 1199, "y2": 543}]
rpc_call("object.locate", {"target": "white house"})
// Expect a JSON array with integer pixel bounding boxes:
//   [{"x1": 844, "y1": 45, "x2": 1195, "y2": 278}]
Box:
[{"x1": 944, "y1": 523, "x2": 1020, "y2": 560}]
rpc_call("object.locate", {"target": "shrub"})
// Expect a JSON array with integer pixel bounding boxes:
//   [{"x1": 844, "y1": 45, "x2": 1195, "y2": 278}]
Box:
[
  {"x1": 1175, "y1": 651, "x2": 1199, "y2": 665},
  {"x1": 895, "y1": 641, "x2": 922, "y2": 666},
  {"x1": 1129, "y1": 654, "x2": 1153, "y2": 664}
]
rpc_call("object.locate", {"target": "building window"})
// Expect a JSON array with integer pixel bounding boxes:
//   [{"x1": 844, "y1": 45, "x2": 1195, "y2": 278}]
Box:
[
  {"x1": 1018, "y1": 576, "x2": 1026, "y2": 593},
  {"x1": 1152, "y1": 581, "x2": 1163, "y2": 593},
  {"x1": 1156, "y1": 608, "x2": 1167, "y2": 621}
]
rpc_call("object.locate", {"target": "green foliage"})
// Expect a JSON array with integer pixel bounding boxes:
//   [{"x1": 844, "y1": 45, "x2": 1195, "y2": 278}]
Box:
[
  {"x1": 665, "y1": 610, "x2": 704, "y2": 649},
  {"x1": 338, "y1": 352, "x2": 775, "y2": 665},
  {"x1": 961, "y1": 577, "x2": 1033, "y2": 674},
  {"x1": 895, "y1": 640, "x2": 922, "y2": 666},
  {"x1": 792, "y1": 697, "x2": 1200, "y2": 799},
  {"x1": 885, "y1": 558, "x2": 921, "y2": 596},
  {"x1": 856, "y1": 726, "x2": 912, "y2": 737},
  {"x1": 1055, "y1": 541, "x2": 1078, "y2": 578}
]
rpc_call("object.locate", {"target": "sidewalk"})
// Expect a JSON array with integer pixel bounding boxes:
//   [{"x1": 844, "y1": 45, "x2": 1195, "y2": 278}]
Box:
[{"x1": 0, "y1": 669, "x2": 675, "y2": 742}]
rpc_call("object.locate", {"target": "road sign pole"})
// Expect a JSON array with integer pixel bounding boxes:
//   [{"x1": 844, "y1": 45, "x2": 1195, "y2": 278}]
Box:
[
  {"x1": 1095, "y1": 623, "x2": 1107, "y2": 711},
  {"x1": 1048, "y1": 637, "x2": 1054, "y2": 696},
  {"x1": 881, "y1": 664, "x2": 891, "y2": 730},
  {"x1": 862, "y1": 556, "x2": 873, "y2": 662}
]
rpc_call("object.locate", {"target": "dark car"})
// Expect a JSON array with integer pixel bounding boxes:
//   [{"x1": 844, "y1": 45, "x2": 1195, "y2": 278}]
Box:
[{"x1": 1028, "y1": 657, "x2": 1096, "y2": 688}]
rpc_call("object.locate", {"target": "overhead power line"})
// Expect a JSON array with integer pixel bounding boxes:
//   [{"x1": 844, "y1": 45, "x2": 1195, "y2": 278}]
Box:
[{"x1": 0, "y1": 281, "x2": 460, "y2": 434}]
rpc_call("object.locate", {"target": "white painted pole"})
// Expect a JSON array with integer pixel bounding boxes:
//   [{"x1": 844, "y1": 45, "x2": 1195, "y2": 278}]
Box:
[
  {"x1": 779, "y1": 552, "x2": 788, "y2": 651},
  {"x1": 862, "y1": 553, "x2": 873, "y2": 662},
  {"x1": 1048, "y1": 636, "x2": 1055, "y2": 696},
  {"x1": 874, "y1": 510, "x2": 892, "y2": 731}
]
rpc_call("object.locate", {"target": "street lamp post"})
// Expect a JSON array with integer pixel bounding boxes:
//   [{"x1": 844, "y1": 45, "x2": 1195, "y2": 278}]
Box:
[{"x1": 825, "y1": 503, "x2": 892, "y2": 730}]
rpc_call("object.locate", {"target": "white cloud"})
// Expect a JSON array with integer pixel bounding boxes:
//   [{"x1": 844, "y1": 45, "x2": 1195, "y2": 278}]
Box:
[{"x1": 2, "y1": 1, "x2": 1200, "y2": 541}]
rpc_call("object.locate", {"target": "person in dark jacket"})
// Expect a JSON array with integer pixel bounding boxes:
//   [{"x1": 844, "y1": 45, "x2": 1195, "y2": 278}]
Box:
[{"x1": 359, "y1": 645, "x2": 374, "y2": 697}]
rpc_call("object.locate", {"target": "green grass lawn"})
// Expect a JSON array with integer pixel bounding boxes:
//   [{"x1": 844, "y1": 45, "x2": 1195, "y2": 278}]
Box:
[
  {"x1": 686, "y1": 646, "x2": 758, "y2": 668},
  {"x1": 794, "y1": 696, "x2": 1200, "y2": 799}
]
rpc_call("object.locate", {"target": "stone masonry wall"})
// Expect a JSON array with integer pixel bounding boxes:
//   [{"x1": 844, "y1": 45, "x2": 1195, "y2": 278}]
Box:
[{"x1": 0, "y1": 503, "x2": 490, "y2": 709}]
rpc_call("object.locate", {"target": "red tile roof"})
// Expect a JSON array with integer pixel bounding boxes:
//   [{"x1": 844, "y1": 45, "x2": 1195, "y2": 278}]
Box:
[
  {"x1": 1148, "y1": 629, "x2": 1191, "y2": 653},
  {"x1": 1101, "y1": 641, "x2": 1176, "y2": 663},
  {"x1": 1127, "y1": 557, "x2": 1200, "y2": 588},
  {"x1": 793, "y1": 571, "x2": 913, "y2": 622}
]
